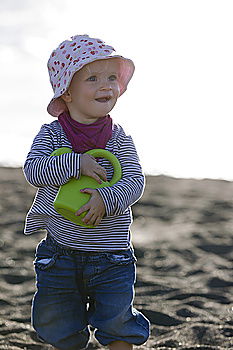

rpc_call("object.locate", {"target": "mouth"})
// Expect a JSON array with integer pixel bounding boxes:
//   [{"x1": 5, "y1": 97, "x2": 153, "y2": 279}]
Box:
[{"x1": 95, "y1": 96, "x2": 112, "y2": 103}]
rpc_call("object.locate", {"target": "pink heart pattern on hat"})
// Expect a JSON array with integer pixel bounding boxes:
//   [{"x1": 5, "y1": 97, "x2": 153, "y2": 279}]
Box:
[{"x1": 48, "y1": 35, "x2": 115, "y2": 97}]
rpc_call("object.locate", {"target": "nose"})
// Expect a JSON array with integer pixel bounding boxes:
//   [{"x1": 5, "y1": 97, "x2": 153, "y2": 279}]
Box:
[
  {"x1": 99, "y1": 79, "x2": 112, "y2": 91},
  {"x1": 100, "y1": 85, "x2": 112, "y2": 91}
]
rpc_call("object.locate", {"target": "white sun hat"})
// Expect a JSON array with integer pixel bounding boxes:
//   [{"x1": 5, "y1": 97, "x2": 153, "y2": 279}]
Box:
[{"x1": 47, "y1": 34, "x2": 135, "y2": 117}]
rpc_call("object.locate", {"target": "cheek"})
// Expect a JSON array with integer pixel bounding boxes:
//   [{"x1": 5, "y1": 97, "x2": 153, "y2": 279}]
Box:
[
  {"x1": 83, "y1": 86, "x2": 96, "y2": 99},
  {"x1": 72, "y1": 89, "x2": 92, "y2": 104},
  {"x1": 112, "y1": 83, "x2": 120, "y2": 98}
]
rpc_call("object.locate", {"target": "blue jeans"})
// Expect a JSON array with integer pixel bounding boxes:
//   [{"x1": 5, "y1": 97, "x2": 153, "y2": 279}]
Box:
[{"x1": 32, "y1": 235, "x2": 150, "y2": 350}]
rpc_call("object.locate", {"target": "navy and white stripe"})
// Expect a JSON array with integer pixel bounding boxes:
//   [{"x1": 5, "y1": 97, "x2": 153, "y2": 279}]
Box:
[{"x1": 23, "y1": 120, "x2": 144, "y2": 251}]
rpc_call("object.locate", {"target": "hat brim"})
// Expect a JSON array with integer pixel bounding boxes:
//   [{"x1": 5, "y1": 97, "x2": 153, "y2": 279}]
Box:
[{"x1": 47, "y1": 56, "x2": 135, "y2": 117}]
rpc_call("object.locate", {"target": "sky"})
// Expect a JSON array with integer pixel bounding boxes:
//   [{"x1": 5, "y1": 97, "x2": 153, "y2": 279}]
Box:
[{"x1": 1, "y1": 0, "x2": 233, "y2": 180}]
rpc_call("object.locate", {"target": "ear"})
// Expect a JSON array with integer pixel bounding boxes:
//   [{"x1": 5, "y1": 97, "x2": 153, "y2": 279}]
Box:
[{"x1": 61, "y1": 90, "x2": 72, "y2": 103}]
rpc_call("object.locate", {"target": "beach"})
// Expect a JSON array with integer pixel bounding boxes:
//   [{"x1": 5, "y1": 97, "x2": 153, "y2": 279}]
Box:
[{"x1": 0, "y1": 168, "x2": 232, "y2": 349}]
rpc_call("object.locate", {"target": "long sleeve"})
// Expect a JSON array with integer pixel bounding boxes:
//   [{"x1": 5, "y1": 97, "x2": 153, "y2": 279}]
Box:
[
  {"x1": 97, "y1": 134, "x2": 145, "y2": 216},
  {"x1": 23, "y1": 124, "x2": 80, "y2": 187}
]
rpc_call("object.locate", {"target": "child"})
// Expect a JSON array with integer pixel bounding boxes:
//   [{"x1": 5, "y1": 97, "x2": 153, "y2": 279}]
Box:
[{"x1": 24, "y1": 34, "x2": 150, "y2": 350}]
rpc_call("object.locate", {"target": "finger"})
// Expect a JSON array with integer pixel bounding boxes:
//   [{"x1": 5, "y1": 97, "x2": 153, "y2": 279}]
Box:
[
  {"x1": 96, "y1": 164, "x2": 106, "y2": 172},
  {"x1": 80, "y1": 188, "x2": 95, "y2": 195},
  {"x1": 93, "y1": 216, "x2": 102, "y2": 227},
  {"x1": 85, "y1": 154, "x2": 96, "y2": 161},
  {"x1": 88, "y1": 172, "x2": 103, "y2": 184},
  {"x1": 96, "y1": 168, "x2": 107, "y2": 181},
  {"x1": 82, "y1": 211, "x2": 96, "y2": 225},
  {"x1": 81, "y1": 206, "x2": 94, "y2": 220},
  {"x1": 75, "y1": 204, "x2": 90, "y2": 216},
  {"x1": 90, "y1": 215, "x2": 101, "y2": 226},
  {"x1": 85, "y1": 208, "x2": 103, "y2": 226}
]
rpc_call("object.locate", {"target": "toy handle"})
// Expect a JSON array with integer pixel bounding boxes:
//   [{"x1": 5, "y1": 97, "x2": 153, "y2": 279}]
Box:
[
  {"x1": 50, "y1": 147, "x2": 122, "y2": 185},
  {"x1": 50, "y1": 147, "x2": 72, "y2": 156},
  {"x1": 86, "y1": 149, "x2": 122, "y2": 185}
]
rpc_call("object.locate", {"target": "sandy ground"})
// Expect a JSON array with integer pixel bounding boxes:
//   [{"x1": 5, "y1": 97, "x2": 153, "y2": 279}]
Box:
[{"x1": 0, "y1": 168, "x2": 232, "y2": 349}]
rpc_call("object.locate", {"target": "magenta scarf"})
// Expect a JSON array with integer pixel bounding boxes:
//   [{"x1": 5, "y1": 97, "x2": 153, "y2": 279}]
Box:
[{"x1": 58, "y1": 112, "x2": 113, "y2": 153}]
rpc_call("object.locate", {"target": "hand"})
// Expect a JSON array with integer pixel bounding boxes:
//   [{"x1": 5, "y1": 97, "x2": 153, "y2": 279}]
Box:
[
  {"x1": 80, "y1": 154, "x2": 107, "y2": 184},
  {"x1": 75, "y1": 188, "x2": 105, "y2": 226}
]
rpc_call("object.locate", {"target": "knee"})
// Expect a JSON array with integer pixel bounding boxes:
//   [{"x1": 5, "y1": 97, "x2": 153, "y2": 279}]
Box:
[
  {"x1": 32, "y1": 293, "x2": 89, "y2": 349},
  {"x1": 33, "y1": 316, "x2": 89, "y2": 350},
  {"x1": 94, "y1": 308, "x2": 150, "y2": 346},
  {"x1": 133, "y1": 310, "x2": 150, "y2": 345},
  {"x1": 53, "y1": 330, "x2": 89, "y2": 350},
  {"x1": 33, "y1": 326, "x2": 89, "y2": 350}
]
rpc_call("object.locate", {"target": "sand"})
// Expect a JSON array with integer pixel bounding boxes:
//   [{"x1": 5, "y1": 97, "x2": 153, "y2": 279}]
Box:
[{"x1": 0, "y1": 168, "x2": 232, "y2": 349}]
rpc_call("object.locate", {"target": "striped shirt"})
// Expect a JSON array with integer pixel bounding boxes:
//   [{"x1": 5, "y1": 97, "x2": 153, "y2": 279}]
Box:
[{"x1": 23, "y1": 120, "x2": 145, "y2": 251}]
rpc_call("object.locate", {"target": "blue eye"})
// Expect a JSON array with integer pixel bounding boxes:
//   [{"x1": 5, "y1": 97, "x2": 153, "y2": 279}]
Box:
[
  {"x1": 87, "y1": 76, "x2": 97, "y2": 81},
  {"x1": 109, "y1": 75, "x2": 117, "y2": 81}
]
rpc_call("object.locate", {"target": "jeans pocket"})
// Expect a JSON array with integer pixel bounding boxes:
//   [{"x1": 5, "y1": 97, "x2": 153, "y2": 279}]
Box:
[
  {"x1": 34, "y1": 253, "x2": 59, "y2": 271},
  {"x1": 106, "y1": 251, "x2": 137, "y2": 265}
]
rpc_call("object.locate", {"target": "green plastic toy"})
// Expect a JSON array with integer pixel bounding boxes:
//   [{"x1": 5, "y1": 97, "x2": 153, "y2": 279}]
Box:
[{"x1": 50, "y1": 147, "x2": 122, "y2": 227}]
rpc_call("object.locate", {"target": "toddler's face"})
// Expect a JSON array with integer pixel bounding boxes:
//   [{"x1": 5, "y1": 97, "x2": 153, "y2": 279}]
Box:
[{"x1": 62, "y1": 59, "x2": 120, "y2": 124}]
